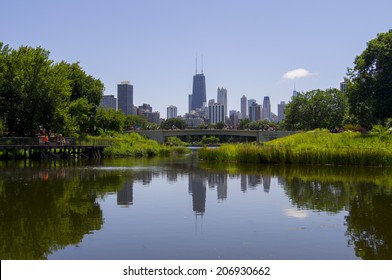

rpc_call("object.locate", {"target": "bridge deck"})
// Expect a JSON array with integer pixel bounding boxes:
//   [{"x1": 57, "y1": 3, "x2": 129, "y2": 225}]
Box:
[{"x1": 0, "y1": 144, "x2": 106, "y2": 159}]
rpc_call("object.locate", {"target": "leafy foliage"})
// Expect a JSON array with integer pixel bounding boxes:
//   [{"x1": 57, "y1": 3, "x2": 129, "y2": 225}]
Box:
[
  {"x1": 284, "y1": 89, "x2": 348, "y2": 130},
  {"x1": 347, "y1": 30, "x2": 392, "y2": 127},
  {"x1": 160, "y1": 118, "x2": 187, "y2": 129},
  {"x1": 0, "y1": 43, "x2": 104, "y2": 136}
]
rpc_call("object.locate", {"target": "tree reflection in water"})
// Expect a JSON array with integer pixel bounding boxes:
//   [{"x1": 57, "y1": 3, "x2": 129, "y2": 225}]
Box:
[{"x1": 1, "y1": 159, "x2": 391, "y2": 259}]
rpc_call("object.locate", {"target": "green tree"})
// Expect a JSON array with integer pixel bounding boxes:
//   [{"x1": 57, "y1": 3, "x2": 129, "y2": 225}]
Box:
[
  {"x1": 347, "y1": 30, "x2": 392, "y2": 127},
  {"x1": 285, "y1": 89, "x2": 347, "y2": 130},
  {"x1": 68, "y1": 98, "x2": 93, "y2": 135},
  {"x1": 96, "y1": 107, "x2": 125, "y2": 133},
  {"x1": 0, "y1": 44, "x2": 70, "y2": 136},
  {"x1": 160, "y1": 118, "x2": 187, "y2": 129},
  {"x1": 215, "y1": 121, "x2": 225, "y2": 129},
  {"x1": 124, "y1": 114, "x2": 148, "y2": 130},
  {"x1": 238, "y1": 118, "x2": 250, "y2": 129}
]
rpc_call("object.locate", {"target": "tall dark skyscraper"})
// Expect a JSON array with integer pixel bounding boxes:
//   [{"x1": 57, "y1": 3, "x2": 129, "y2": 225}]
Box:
[
  {"x1": 117, "y1": 81, "x2": 134, "y2": 115},
  {"x1": 190, "y1": 59, "x2": 206, "y2": 112}
]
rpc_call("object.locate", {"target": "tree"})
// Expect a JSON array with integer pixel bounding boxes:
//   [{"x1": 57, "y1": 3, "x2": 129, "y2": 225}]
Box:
[
  {"x1": 124, "y1": 114, "x2": 148, "y2": 130},
  {"x1": 96, "y1": 107, "x2": 125, "y2": 133},
  {"x1": 0, "y1": 44, "x2": 71, "y2": 136},
  {"x1": 347, "y1": 30, "x2": 392, "y2": 127},
  {"x1": 160, "y1": 118, "x2": 187, "y2": 129},
  {"x1": 284, "y1": 89, "x2": 348, "y2": 130}
]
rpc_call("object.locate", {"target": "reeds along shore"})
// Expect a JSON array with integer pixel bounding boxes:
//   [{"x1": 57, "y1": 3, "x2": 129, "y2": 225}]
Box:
[
  {"x1": 82, "y1": 133, "x2": 189, "y2": 158},
  {"x1": 198, "y1": 131, "x2": 392, "y2": 166}
]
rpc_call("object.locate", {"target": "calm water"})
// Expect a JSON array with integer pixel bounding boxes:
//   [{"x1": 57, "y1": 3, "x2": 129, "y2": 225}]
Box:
[{"x1": 1, "y1": 154, "x2": 392, "y2": 260}]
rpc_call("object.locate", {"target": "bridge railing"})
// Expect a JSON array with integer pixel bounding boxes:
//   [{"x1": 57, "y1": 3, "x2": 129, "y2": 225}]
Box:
[{"x1": 0, "y1": 137, "x2": 39, "y2": 145}]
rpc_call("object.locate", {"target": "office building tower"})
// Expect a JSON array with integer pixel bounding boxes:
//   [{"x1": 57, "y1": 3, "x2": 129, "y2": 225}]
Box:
[
  {"x1": 117, "y1": 81, "x2": 134, "y2": 115},
  {"x1": 229, "y1": 110, "x2": 241, "y2": 128},
  {"x1": 217, "y1": 87, "x2": 228, "y2": 117},
  {"x1": 208, "y1": 103, "x2": 225, "y2": 124},
  {"x1": 190, "y1": 59, "x2": 206, "y2": 111},
  {"x1": 167, "y1": 105, "x2": 178, "y2": 119},
  {"x1": 278, "y1": 101, "x2": 286, "y2": 122},
  {"x1": 248, "y1": 99, "x2": 256, "y2": 115},
  {"x1": 249, "y1": 101, "x2": 261, "y2": 122},
  {"x1": 143, "y1": 111, "x2": 160, "y2": 125},
  {"x1": 340, "y1": 81, "x2": 348, "y2": 93},
  {"x1": 100, "y1": 95, "x2": 117, "y2": 110},
  {"x1": 262, "y1": 96, "x2": 271, "y2": 120},
  {"x1": 188, "y1": 94, "x2": 193, "y2": 113},
  {"x1": 241, "y1": 95, "x2": 247, "y2": 119}
]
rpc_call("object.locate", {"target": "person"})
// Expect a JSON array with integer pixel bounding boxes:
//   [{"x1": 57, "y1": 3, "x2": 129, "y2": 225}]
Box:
[{"x1": 44, "y1": 135, "x2": 49, "y2": 145}]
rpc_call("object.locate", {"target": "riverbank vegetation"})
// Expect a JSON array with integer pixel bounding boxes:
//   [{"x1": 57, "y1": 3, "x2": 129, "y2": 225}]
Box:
[
  {"x1": 80, "y1": 133, "x2": 190, "y2": 158},
  {"x1": 198, "y1": 129, "x2": 392, "y2": 166}
]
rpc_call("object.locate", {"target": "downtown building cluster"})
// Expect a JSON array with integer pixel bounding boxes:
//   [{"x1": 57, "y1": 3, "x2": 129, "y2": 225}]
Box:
[{"x1": 100, "y1": 64, "x2": 290, "y2": 128}]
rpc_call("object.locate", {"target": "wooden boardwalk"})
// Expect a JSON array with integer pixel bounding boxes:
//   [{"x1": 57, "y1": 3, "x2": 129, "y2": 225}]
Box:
[{"x1": 0, "y1": 143, "x2": 106, "y2": 159}]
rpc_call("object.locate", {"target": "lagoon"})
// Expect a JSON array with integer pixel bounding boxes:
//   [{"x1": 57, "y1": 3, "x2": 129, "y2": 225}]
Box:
[{"x1": 1, "y1": 155, "x2": 391, "y2": 260}]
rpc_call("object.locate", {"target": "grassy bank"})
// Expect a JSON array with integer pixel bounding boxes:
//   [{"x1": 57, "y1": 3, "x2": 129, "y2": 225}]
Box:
[
  {"x1": 81, "y1": 133, "x2": 190, "y2": 158},
  {"x1": 198, "y1": 130, "x2": 392, "y2": 166}
]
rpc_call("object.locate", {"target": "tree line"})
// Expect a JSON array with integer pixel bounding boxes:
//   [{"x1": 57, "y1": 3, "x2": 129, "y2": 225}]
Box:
[
  {"x1": 0, "y1": 42, "x2": 152, "y2": 137},
  {"x1": 284, "y1": 30, "x2": 392, "y2": 131}
]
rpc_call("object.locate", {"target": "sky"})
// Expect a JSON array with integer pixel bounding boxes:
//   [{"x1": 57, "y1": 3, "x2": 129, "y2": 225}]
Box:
[{"x1": 2, "y1": 0, "x2": 392, "y2": 118}]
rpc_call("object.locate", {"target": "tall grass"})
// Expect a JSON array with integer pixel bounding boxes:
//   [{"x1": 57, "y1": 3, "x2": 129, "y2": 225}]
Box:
[
  {"x1": 198, "y1": 131, "x2": 392, "y2": 166},
  {"x1": 84, "y1": 133, "x2": 190, "y2": 158}
]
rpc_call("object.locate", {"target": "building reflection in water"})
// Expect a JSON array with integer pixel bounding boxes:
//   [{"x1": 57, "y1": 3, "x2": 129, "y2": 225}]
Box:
[
  {"x1": 188, "y1": 173, "x2": 206, "y2": 215},
  {"x1": 117, "y1": 181, "x2": 133, "y2": 206},
  {"x1": 263, "y1": 175, "x2": 271, "y2": 193},
  {"x1": 208, "y1": 173, "x2": 227, "y2": 201}
]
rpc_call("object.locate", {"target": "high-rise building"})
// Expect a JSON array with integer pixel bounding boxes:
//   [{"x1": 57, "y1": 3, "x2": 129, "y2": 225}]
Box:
[
  {"x1": 100, "y1": 95, "x2": 117, "y2": 110},
  {"x1": 217, "y1": 87, "x2": 228, "y2": 117},
  {"x1": 117, "y1": 81, "x2": 134, "y2": 115},
  {"x1": 167, "y1": 105, "x2": 178, "y2": 119},
  {"x1": 241, "y1": 95, "x2": 247, "y2": 119},
  {"x1": 229, "y1": 110, "x2": 241, "y2": 128},
  {"x1": 190, "y1": 59, "x2": 206, "y2": 112},
  {"x1": 277, "y1": 101, "x2": 286, "y2": 122},
  {"x1": 249, "y1": 101, "x2": 261, "y2": 122},
  {"x1": 208, "y1": 103, "x2": 225, "y2": 124},
  {"x1": 262, "y1": 96, "x2": 271, "y2": 121},
  {"x1": 340, "y1": 81, "x2": 348, "y2": 93},
  {"x1": 248, "y1": 99, "x2": 256, "y2": 114},
  {"x1": 188, "y1": 94, "x2": 193, "y2": 113}
]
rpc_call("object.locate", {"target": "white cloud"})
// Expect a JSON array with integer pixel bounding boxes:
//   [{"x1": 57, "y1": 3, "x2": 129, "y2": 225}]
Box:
[
  {"x1": 283, "y1": 208, "x2": 309, "y2": 219},
  {"x1": 283, "y1": 68, "x2": 312, "y2": 80}
]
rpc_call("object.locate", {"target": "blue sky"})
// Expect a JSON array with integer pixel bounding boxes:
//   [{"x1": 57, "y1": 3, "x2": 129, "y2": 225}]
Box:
[{"x1": 2, "y1": 0, "x2": 392, "y2": 117}]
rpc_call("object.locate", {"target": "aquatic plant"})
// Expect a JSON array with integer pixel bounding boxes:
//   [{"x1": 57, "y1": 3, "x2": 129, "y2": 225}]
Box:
[{"x1": 198, "y1": 131, "x2": 392, "y2": 166}]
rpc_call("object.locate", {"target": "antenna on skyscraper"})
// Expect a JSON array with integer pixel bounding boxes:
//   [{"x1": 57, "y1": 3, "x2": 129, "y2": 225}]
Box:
[
  {"x1": 195, "y1": 54, "x2": 198, "y2": 74},
  {"x1": 201, "y1": 55, "x2": 204, "y2": 74}
]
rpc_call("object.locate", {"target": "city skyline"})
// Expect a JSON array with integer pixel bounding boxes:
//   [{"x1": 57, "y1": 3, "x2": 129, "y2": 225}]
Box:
[{"x1": 2, "y1": 0, "x2": 392, "y2": 116}]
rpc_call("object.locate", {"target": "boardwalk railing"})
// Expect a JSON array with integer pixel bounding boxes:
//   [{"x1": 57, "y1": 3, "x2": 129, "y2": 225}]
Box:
[{"x1": 0, "y1": 137, "x2": 107, "y2": 159}]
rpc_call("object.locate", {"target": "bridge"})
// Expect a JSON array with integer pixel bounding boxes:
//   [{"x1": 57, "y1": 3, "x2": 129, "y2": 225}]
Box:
[
  {"x1": 135, "y1": 129, "x2": 298, "y2": 144},
  {"x1": 0, "y1": 137, "x2": 106, "y2": 159}
]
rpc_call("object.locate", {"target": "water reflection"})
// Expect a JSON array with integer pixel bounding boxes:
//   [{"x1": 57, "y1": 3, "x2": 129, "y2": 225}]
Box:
[{"x1": 1, "y1": 158, "x2": 392, "y2": 259}]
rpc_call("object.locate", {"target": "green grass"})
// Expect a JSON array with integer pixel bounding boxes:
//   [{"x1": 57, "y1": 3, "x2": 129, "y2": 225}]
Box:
[
  {"x1": 198, "y1": 130, "x2": 392, "y2": 166},
  {"x1": 81, "y1": 133, "x2": 190, "y2": 158}
]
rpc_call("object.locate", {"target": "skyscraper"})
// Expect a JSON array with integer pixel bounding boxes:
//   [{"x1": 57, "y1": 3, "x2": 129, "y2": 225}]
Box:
[
  {"x1": 241, "y1": 95, "x2": 247, "y2": 119},
  {"x1": 190, "y1": 59, "x2": 206, "y2": 112},
  {"x1": 217, "y1": 87, "x2": 227, "y2": 117},
  {"x1": 167, "y1": 105, "x2": 178, "y2": 119},
  {"x1": 262, "y1": 96, "x2": 271, "y2": 120},
  {"x1": 340, "y1": 81, "x2": 348, "y2": 93},
  {"x1": 278, "y1": 101, "x2": 286, "y2": 122},
  {"x1": 208, "y1": 103, "x2": 225, "y2": 124},
  {"x1": 100, "y1": 94, "x2": 117, "y2": 110},
  {"x1": 249, "y1": 101, "x2": 261, "y2": 122},
  {"x1": 117, "y1": 81, "x2": 134, "y2": 115}
]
